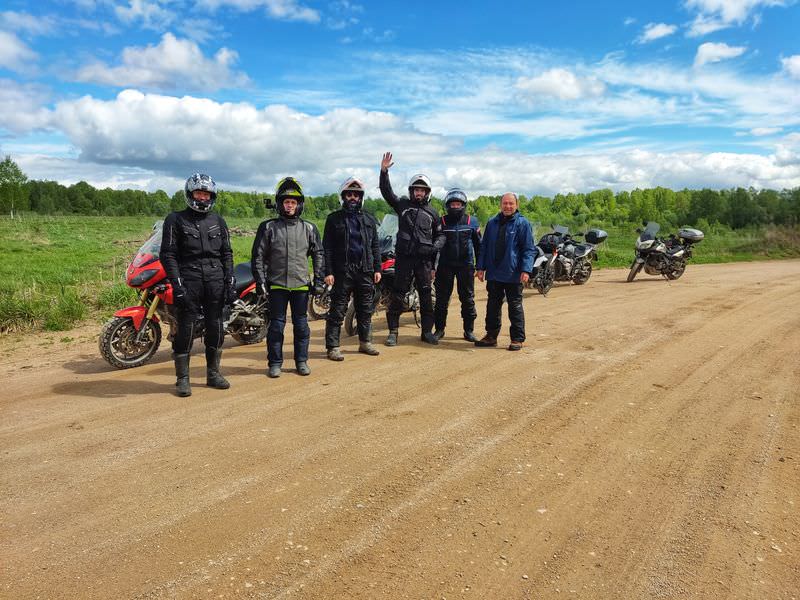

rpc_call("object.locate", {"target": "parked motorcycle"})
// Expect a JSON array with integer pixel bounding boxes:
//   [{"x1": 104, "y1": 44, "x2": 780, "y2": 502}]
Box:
[
  {"x1": 627, "y1": 222, "x2": 704, "y2": 282},
  {"x1": 529, "y1": 225, "x2": 607, "y2": 295},
  {"x1": 99, "y1": 221, "x2": 267, "y2": 369},
  {"x1": 343, "y1": 214, "x2": 427, "y2": 336}
]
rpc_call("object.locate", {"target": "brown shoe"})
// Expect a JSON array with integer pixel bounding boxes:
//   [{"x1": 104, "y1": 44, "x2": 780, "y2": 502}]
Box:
[
  {"x1": 474, "y1": 334, "x2": 498, "y2": 347},
  {"x1": 508, "y1": 341, "x2": 524, "y2": 351}
]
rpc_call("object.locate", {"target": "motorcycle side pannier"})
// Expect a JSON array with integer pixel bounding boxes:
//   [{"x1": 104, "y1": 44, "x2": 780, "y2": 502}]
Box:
[
  {"x1": 584, "y1": 229, "x2": 608, "y2": 245},
  {"x1": 678, "y1": 228, "x2": 704, "y2": 243}
]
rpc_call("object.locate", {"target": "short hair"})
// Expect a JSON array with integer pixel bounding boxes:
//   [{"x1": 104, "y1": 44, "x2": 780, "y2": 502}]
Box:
[{"x1": 502, "y1": 192, "x2": 518, "y2": 204}]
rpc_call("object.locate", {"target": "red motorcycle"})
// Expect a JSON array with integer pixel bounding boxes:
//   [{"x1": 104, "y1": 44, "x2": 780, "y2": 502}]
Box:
[{"x1": 99, "y1": 221, "x2": 267, "y2": 369}]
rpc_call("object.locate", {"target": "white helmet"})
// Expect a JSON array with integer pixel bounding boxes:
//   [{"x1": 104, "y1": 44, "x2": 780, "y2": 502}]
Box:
[
  {"x1": 339, "y1": 177, "x2": 366, "y2": 208},
  {"x1": 407, "y1": 173, "x2": 432, "y2": 204}
]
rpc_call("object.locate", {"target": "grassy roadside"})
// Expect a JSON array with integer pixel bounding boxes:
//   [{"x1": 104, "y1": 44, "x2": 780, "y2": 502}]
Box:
[{"x1": 2, "y1": 214, "x2": 799, "y2": 333}]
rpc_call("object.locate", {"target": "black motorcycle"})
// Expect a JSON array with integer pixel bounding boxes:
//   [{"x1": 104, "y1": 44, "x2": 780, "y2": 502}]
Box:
[
  {"x1": 627, "y1": 222, "x2": 704, "y2": 282},
  {"x1": 530, "y1": 225, "x2": 607, "y2": 295}
]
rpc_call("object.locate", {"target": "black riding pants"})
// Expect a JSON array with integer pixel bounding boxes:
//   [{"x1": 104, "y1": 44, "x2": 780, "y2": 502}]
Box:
[
  {"x1": 172, "y1": 277, "x2": 225, "y2": 353},
  {"x1": 386, "y1": 255, "x2": 434, "y2": 333},
  {"x1": 434, "y1": 265, "x2": 476, "y2": 331},
  {"x1": 325, "y1": 269, "x2": 375, "y2": 348}
]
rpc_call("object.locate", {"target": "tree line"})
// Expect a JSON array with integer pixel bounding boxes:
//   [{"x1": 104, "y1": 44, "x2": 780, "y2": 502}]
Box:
[{"x1": 1, "y1": 156, "x2": 799, "y2": 229}]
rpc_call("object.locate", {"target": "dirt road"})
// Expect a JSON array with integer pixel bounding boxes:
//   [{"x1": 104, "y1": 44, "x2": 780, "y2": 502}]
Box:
[{"x1": 1, "y1": 260, "x2": 798, "y2": 599}]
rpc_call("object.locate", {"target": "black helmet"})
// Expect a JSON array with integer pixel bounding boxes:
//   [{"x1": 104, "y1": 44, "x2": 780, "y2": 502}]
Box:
[
  {"x1": 184, "y1": 173, "x2": 217, "y2": 213},
  {"x1": 444, "y1": 188, "x2": 467, "y2": 218},
  {"x1": 275, "y1": 177, "x2": 304, "y2": 218}
]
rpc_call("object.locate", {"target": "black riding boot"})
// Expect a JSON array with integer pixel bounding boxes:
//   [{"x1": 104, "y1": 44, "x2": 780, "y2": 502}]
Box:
[
  {"x1": 205, "y1": 347, "x2": 230, "y2": 389},
  {"x1": 174, "y1": 352, "x2": 192, "y2": 397}
]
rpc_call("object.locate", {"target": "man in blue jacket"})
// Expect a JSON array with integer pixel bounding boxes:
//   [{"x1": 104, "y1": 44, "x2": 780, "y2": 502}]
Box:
[{"x1": 475, "y1": 192, "x2": 535, "y2": 351}]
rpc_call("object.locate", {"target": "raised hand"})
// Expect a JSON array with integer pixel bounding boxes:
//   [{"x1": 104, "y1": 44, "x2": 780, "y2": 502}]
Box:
[{"x1": 381, "y1": 152, "x2": 394, "y2": 172}]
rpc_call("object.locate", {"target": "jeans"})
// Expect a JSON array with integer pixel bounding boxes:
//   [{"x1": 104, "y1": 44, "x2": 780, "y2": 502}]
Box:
[{"x1": 267, "y1": 288, "x2": 310, "y2": 365}]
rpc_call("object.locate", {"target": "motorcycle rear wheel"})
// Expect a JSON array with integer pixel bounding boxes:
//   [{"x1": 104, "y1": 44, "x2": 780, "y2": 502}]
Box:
[
  {"x1": 626, "y1": 260, "x2": 643, "y2": 282},
  {"x1": 229, "y1": 294, "x2": 267, "y2": 344},
  {"x1": 308, "y1": 289, "x2": 331, "y2": 320},
  {"x1": 666, "y1": 262, "x2": 686, "y2": 280},
  {"x1": 572, "y1": 261, "x2": 592, "y2": 285},
  {"x1": 99, "y1": 316, "x2": 162, "y2": 369}
]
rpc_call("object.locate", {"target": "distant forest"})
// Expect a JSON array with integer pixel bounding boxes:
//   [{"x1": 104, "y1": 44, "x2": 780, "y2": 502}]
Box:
[{"x1": 1, "y1": 156, "x2": 799, "y2": 230}]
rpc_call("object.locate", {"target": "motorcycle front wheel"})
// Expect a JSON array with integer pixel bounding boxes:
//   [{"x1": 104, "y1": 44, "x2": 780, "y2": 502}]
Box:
[
  {"x1": 99, "y1": 316, "x2": 162, "y2": 369},
  {"x1": 535, "y1": 267, "x2": 554, "y2": 295},
  {"x1": 626, "y1": 260, "x2": 643, "y2": 282}
]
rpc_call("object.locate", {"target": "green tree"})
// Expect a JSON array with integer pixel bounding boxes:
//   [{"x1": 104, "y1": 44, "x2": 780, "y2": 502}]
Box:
[{"x1": 0, "y1": 155, "x2": 28, "y2": 216}]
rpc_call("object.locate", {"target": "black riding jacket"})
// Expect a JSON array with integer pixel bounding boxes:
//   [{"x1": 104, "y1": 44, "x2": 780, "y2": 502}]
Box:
[
  {"x1": 379, "y1": 170, "x2": 445, "y2": 258},
  {"x1": 323, "y1": 209, "x2": 382, "y2": 276},
  {"x1": 162, "y1": 208, "x2": 233, "y2": 284}
]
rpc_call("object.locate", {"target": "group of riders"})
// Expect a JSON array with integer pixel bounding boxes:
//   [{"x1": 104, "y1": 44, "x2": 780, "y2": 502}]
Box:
[{"x1": 163, "y1": 152, "x2": 536, "y2": 397}]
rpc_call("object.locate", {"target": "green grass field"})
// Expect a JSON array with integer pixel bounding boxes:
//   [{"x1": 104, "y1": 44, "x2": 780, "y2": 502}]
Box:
[{"x1": 1, "y1": 214, "x2": 798, "y2": 333}]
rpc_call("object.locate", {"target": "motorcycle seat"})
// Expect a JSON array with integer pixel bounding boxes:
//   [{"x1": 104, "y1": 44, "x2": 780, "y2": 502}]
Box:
[{"x1": 234, "y1": 262, "x2": 255, "y2": 293}]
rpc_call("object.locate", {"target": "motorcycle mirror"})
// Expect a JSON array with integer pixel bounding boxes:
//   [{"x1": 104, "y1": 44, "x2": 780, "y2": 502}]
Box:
[
  {"x1": 263, "y1": 198, "x2": 275, "y2": 210},
  {"x1": 635, "y1": 228, "x2": 642, "y2": 233}
]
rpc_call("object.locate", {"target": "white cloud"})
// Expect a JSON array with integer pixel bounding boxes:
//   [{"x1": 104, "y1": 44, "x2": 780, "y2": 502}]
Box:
[
  {"x1": 7, "y1": 89, "x2": 798, "y2": 195},
  {"x1": 694, "y1": 42, "x2": 747, "y2": 67},
  {"x1": 0, "y1": 79, "x2": 51, "y2": 133},
  {"x1": 0, "y1": 11, "x2": 58, "y2": 35},
  {"x1": 636, "y1": 22, "x2": 678, "y2": 43},
  {"x1": 623, "y1": 17, "x2": 637, "y2": 26},
  {"x1": 515, "y1": 68, "x2": 606, "y2": 101},
  {"x1": 196, "y1": 0, "x2": 321, "y2": 23},
  {"x1": 685, "y1": 0, "x2": 790, "y2": 36},
  {"x1": 115, "y1": 0, "x2": 175, "y2": 29},
  {"x1": 0, "y1": 30, "x2": 38, "y2": 72},
  {"x1": 750, "y1": 127, "x2": 782, "y2": 135},
  {"x1": 782, "y1": 55, "x2": 800, "y2": 78},
  {"x1": 74, "y1": 33, "x2": 249, "y2": 91}
]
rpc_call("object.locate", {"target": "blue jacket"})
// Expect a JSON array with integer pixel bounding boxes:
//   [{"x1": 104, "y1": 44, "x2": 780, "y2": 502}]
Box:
[
  {"x1": 438, "y1": 213, "x2": 482, "y2": 267},
  {"x1": 477, "y1": 211, "x2": 535, "y2": 283}
]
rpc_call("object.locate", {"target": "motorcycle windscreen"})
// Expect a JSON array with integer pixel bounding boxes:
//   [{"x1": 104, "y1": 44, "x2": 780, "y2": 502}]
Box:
[
  {"x1": 378, "y1": 214, "x2": 399, "y2": 253},
  {"x1": 641, "y1": 221, "x2": 660, "y2": 241},
  {"x1": 131, "y1": 220, "x2": 164, "y2": 267},
  {"x1": 553, "y1": 224, "x2": 570, "y2": 236}
]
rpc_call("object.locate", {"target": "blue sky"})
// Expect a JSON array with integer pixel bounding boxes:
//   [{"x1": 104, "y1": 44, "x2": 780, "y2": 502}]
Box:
[{"x1": 1, "y1": 0, "x2": 799, "y2": 196}]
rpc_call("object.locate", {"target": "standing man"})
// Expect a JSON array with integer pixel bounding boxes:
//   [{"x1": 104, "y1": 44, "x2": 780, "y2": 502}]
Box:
[
  {"x1": 379, "y1": 151, "x2": 445, "y2": 346},
  {"x1": 433, "y1": 188, "x2": 482, "y2": 342},
  {"x1": 323, "y1": 177, "x2": 382, "y2": 360},
  {"x1": 162, "y1": 173, "x2": 236, "y2": 397},
  {"x1": 251, "y1": 177, "x2": 324, "y2": 378},
  {"x1": 475, "y1": 192, "x2": 535, "y2": 351}
]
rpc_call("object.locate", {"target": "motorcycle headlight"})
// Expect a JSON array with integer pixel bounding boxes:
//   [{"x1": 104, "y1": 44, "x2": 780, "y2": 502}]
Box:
[{"x1": 130, "y1": 268, "x2": 160, "y2": 287}]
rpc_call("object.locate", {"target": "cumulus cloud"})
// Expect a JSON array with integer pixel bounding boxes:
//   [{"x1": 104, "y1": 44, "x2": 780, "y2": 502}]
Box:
[
  {"x1": 196, "y1": 0, "x2": 320, "y2": 23},
  {"x1": 0, "y1": 30, "x2": 38, "y2": 72},
  {"x1": 685, "y1": 0, "x2": 790, "y2": 36},
  {"x1": 782, "y1": 55, "x2": 800, "y2": 79},
  {"x1": 515, "y1": 68, "x2": 606, "y2": 102},
  {"x1": 114, "y1": 0, "x2": 174, "y2": 29},
  {"x1": 694, "y1": 42, "x2": 746, "y2": 67},
  {"x1": 636, "y1": 22, "x2": 678, "y2": 43},
  {"x1": 6, "y1": 89, "x2": 797, "y2": 195},
  {"x1": 74, "y1": 33, "x2": 249, "y2": 91},
  {"x1": 0, "y1": 79, "x2": 51, "y2": 133}
]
